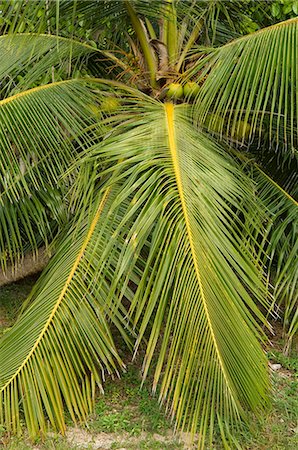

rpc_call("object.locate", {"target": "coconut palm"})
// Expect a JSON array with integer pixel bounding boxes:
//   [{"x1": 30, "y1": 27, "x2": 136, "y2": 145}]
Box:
[{"x1": 0, "y1": 1, "x2": 297, "y2": 448}]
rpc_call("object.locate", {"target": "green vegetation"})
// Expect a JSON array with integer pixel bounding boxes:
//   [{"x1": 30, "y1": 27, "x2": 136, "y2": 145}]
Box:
[
  {"x1": 1, "y1": 280, "x2": 298, "y2": 449},
  {"x1": 237, "y1": 353, "x2": 298, "y2": 450},
  {"x1": 90, "y1": 375, "x2": 170, "y2": 435},
  {"x1": 0, "y1": 1, "x2": 297, "y2": 449}
]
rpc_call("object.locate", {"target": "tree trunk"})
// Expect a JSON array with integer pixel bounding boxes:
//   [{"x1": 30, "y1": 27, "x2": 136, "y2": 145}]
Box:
[{"x1": 0, "y1": 248, "x2": 49, "y2": 287}]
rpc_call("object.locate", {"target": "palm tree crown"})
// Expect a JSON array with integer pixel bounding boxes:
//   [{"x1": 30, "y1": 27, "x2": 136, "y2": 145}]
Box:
[{"x1": 0, "y1": 1, "x2": 297, "y2": 448}]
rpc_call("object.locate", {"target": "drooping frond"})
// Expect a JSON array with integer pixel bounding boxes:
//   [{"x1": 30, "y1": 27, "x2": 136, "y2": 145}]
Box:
[
  {"x1": 79, "y1": 102, "x2": 270, "y2": 448},
  {"x1": 192, "y1": 18, "x2": 298, "y2": 153},
  {"x1": 0, "y1": 80, "x2": 97, "y2": 201},
  {"x1": 0, "y1": 187, "x2": 135, "y2": 437},
  {"x1": 0, "y1": 78, "x2": 113, "y2": 266},
  {"x1": 251, "y1": 165, "x2": 298, "y2": 352},
  {"x1": 0, "y1": 34, "x2": 100, "y2": 97},
  {"x1": 0, "y1": 186, "x2": 66, "y2": 273}
]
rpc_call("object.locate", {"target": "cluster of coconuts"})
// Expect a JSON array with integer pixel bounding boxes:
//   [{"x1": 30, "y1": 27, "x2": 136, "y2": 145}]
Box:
[
  {"x1": 88, "y1": 81, "x2": 201, "y2": 116},
  {"x1": 166, "y1": 81, "x2": 200, "y2": 99}
]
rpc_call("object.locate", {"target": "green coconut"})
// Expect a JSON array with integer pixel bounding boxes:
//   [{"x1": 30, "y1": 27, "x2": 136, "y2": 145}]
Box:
[
  {"x1": 183, "y1": 81, "x2": 200, "y2": 98},
  {"x1": 101, "y1": 97, "x2": 121, "y2": 113},
  {"x1": 166, "y1": 83, "x2": 184, "y2": 99},
  {"x1": 234, "y1": 120, "x2": 251, "y2": 139}
]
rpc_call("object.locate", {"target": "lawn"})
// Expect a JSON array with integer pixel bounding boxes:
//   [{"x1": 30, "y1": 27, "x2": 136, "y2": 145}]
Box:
[{"x1": 1, "y1": 277, "x2": 297, "y2": 449}]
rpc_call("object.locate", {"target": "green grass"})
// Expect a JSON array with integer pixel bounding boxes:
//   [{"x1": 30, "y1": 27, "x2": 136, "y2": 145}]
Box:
[
  {"x1": 87, "y1": 365, "x2": 171, "y2": 436},
  {"x1": 111, "y1": 440, "x2": 183, "y2": 449},
  {"x1": 1, "y1": 277, "x2": 298, "y2": 449},
  {"x1": 230, "y1": 351, "x2": 298, "y2": 450},
  {"x1": 2, "y1": 437, "x2": 84, "y2": 450},
  {"x1": 268, "y1": 349, "x2": 298, "y2": 374}
]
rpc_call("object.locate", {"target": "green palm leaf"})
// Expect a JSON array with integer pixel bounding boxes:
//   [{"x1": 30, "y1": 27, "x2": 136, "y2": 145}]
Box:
[
  {"x1": 218, "y1": 143, "x2": 298, "y2": 353},
  {"x1": 0, "y1": 78, "x2": 112, "y2": 266},
  {"x1": 0, "y1": 186, "x2": 66, "y2": 273},
  {"x1": 192, "y1": 18, "x2": 298, "y2": 151},
  {"x1": 78, "y1": 102, "x2": 270, "y2": 447},
  {"x1": 0, "y1": 34, "x2": 100, "y2": 96},
  {"x1": 252, "y1": 165, "x2": 298, "y2": 353},
  {"x1": 0, "y1": 80, "x2": 99, "y2": 201},
  {"x1": 0, "y1": 187, "x2": 135, "y2": 437},
  {"x1": 0, "y1": 96, "x2": 270, "y2": 445}
]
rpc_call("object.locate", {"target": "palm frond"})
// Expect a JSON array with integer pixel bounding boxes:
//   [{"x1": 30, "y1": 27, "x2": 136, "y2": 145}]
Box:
[
  {"x1": 0, "y1": 78, "x2": 113, "y2": 266},
  {"x1": 192, "y1": 18, "x2": 298, "y2": 153},
  {"x1": 0, "y1": 187, "x2": 135, "y2": 437},
  {"x1": 0, "y1": 186, "x2": 66, "y2": 273},
  {"x1": 0, "y1": 34, "x2": 100, "y2": 97},
  {"x1": 0, "y1": 80, "x2": 94, "y2": 200},
  {"x1": 0, "y1": 88, "x2": 272, "y2": 445},
  {"x1": 252, "y1": 165, "x2": 298, "y2": 352},
  {"x1": 79, "y1": 102, "x2": 270, "y2": 448},
  {"x1": 0, "y1": 75, "x2": 151, "y2": 272}
]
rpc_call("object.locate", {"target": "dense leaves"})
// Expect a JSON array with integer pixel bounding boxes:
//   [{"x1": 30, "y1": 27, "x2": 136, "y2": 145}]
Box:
[{"x1": 0, "y1": 2, "x2": 297, "y2": 448}]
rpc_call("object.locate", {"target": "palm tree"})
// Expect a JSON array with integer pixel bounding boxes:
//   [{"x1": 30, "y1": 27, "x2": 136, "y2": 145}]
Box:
[{"x1": 0, "y1": 1, "x2": 297, "y2": 447}]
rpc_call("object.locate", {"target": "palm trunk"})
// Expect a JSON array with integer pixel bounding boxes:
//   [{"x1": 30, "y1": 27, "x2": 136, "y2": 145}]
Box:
[{"x1": 0, "y1": 248, "x2": 49, "y2": 287}]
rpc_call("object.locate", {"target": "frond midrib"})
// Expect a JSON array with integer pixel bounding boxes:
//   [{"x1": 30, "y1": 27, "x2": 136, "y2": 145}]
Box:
[
  {"x1": 0, "y1": 78, "x2": 75, "y2": 105},
  {"x1": 0, "y1": 77, "x2": 147, "y2": 106},
  {"x1": 164, "y1": 102, "x2": 237, "y2": 408},
  {"x1": 0, "y1": 189, "x2": 110, "y2": 393}
]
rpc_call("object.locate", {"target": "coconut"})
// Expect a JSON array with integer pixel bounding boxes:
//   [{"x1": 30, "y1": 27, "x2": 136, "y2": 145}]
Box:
[
  {"x1": 235, "y1": 120, "x2": 251, "y2": 139},
  {"x1": 183, "y1": 81, "x2": 200, "y2": 98},
  {"x1": 101, "y1": 97, "x2": 121, "y2": 113},
  {"x1": 166, "y1": 83, "x2": 184, "y2": 99}
]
